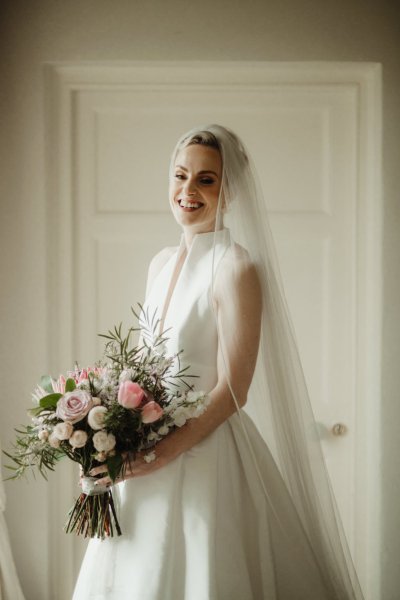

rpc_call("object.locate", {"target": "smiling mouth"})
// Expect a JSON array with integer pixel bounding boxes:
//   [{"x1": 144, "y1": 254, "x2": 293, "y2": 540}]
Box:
[{"x1": 178, "y1": 199, "x2": 204, "y2": 210}]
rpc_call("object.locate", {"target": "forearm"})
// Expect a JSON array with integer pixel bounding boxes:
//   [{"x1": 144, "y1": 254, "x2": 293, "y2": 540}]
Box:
[
  {"x1": 91, "y1": 385, "x2": 243, "y2": 484},
  {"x1": 156, "y1": 383, "x2": 242, "y2": 465}
]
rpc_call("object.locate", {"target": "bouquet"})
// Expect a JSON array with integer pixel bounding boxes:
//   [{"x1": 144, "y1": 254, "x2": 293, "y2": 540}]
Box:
[{"x1": 3, "y1": 306, "x2": 210, "y2": 538}]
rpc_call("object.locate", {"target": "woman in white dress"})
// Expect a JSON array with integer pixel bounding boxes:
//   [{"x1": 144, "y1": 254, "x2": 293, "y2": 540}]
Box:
[{"x1": 73, "y1": 125, "x2": 364, "y2": 599}]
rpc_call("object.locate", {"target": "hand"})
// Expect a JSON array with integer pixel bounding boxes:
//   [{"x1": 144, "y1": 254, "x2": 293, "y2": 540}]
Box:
[{"x1": 88, "y1": 449, "x2": 165, "y2": 488}]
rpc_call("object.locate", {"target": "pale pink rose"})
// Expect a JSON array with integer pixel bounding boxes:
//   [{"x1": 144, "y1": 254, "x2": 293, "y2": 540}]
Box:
[
  {"x1": 69, "y1": 430, "x2": 88, "y2": 448},
  {"x1": 118, "y1": 381, "x2": 145, "y2": 409},
  {"x1": 56, "y1": 390, "x2": 93, "y2": 424},
  {"x1": 141, "y1": 401, "x2": 163, "y2": 424},
  {"x1": 53, "y1": 421, "x2": 74, "y2": 440},
  {"x1": 92, "y1": 431, "x2": 116, "y2": 452},
  {"x1": 87, "y1": 406, "x2": 107, "y2": 430}
]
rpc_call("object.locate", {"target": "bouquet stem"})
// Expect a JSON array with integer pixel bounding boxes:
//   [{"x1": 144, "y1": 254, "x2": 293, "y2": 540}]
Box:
[{"x1": 65, "y1": 487, "x2": 122, "y2": 539}]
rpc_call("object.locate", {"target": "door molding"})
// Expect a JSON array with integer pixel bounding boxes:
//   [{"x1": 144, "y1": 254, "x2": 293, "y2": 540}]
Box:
[{"x1": 44, "y1": 61, "x2": 381, "y2": 600}]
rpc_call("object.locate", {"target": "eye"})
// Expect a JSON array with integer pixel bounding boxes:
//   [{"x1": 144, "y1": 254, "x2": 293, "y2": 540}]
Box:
[
  {"x1": 174, "y1": 173, "x2": 186, "y2": 180},
  {"x1": 200, "y1": 177, "x2": 214, "y2": 185}
]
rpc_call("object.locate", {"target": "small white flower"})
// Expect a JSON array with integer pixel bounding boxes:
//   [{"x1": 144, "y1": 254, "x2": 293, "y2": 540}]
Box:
[
  {"x1": 143, "y1": 451, "x2": 156, "y2": 463},
  {"x1": 119, "y1": 369, "x2": 136, "y2": 383},
  {"x1": 146, "y1": 431, "x2": 161, "y2": 442},
  {"x1": 88, "y1": 406, "x2": 108, "y2": 430},
  {"x1": 157, "y1": 424, "x2": 169, "y2": 436},
  {"x1": 69, "y1": 430, "x2": 88, "y2": 449},
  {"x1": 77, "y1": 380, "x2": 91, "y2": 392},
  {"x1": 92, "y1": 430, "x2": 116, "y2": 452},
  {"x1": 92, "y1": 396, "x2": 102, "y2": 406},
  {"x1": 53, "y1": 421, "x2": 74, "y2": 440},
  {"x1": 171, "y1": 407, "x2": 187, "y2": 428},
  {"x1": 186, "y1": 390, "x2": 207, "y2": 403},
  {"x1": 94, "y1": 451, "x2": 107, "y2": 462}
]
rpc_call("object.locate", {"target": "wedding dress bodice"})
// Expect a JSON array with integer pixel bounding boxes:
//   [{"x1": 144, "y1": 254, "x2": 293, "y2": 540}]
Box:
[{"x1": 143, "y1": 228, "x2": 230, "y2": 393}]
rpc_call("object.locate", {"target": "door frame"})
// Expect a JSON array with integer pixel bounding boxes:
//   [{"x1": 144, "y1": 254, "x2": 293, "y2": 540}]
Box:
[{"x1": 44, "y1": 60, "x2": 382, "y2": 599}]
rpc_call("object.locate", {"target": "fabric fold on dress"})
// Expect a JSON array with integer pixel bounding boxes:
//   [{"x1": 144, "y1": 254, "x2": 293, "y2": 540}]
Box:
[{"x1": 73, "y1": 229, "x2": 349, "y2": 600}]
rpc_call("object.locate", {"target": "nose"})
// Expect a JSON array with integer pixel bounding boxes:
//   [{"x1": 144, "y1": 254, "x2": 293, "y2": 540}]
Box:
[{"x1": 183, "y1": 177, "x2": 196, "y2": 195}]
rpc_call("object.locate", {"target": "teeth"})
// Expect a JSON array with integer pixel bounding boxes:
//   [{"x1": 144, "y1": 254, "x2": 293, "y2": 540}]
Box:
[{"x1": 179, "y1": 200, "x2": 202, "y2": 209}]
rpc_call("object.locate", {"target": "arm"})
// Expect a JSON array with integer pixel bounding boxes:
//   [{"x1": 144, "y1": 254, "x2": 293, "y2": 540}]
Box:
[{"x1": 93, "y1": 259, "x2": 262, "y2": 483}]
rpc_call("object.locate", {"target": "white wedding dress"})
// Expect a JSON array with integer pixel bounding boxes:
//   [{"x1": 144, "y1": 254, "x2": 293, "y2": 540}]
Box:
[{"x1": 73, "y1": 230, "x2": 335, "y2": 600}]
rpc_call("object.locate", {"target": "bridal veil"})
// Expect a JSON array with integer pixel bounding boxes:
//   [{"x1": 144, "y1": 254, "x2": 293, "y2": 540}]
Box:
[{"x1": 169, "y1": 124, "x2": 365, "y2": 600}]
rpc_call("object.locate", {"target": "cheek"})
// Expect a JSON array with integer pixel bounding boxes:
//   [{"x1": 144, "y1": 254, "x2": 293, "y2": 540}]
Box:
[{"x1": 168, "y1": 181, "x2": 177, "y2": 204}]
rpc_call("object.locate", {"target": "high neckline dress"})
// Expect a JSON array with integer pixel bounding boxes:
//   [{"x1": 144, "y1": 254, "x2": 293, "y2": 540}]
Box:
[{"x1": 72, "y1": 229, "x2": 334, "y2": 600}]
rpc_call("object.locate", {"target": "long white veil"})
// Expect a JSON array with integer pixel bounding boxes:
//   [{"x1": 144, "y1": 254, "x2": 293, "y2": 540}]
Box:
[{"x1": 169, "y1": 124, "x2": 364, "y2": 599}]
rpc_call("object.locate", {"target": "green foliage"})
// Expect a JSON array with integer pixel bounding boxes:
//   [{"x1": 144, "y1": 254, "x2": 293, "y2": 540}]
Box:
[
  {"x1": 39, "y1": 393, "x2": 62, "y2": 409},
  {"x1": 65, "y1": 378, "x2": 76, "y2": 392},
  {"x1": 106, "y1": 453, "x2": 123, "y2": 482},
  {"x1": 39, "y1": 375, "x2": 54, "y2": 394},
  {"x1": 3, "y1": 425, "x2": 64, "y2": 480}
]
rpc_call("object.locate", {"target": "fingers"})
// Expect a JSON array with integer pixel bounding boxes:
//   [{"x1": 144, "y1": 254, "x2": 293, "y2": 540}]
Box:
[{"x1": 89, "y1": 465, "x2": 108, "y2": 476}]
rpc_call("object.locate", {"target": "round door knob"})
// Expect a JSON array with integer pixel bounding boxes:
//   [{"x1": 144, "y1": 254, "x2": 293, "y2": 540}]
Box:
[{"x1": 331, "y1": 423, "x2": 347, "y2": 436}]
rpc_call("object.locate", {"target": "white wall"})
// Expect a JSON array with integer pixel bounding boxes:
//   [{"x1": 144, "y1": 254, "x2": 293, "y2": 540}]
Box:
[{"x1": 0, "y1": 1, "x2": 398, "y2": 599}]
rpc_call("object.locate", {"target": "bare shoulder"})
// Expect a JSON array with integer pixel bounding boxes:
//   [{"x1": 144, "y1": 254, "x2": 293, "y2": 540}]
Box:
[{"x1": 214, "y1": 242, "x2": 261, "y2": 300}]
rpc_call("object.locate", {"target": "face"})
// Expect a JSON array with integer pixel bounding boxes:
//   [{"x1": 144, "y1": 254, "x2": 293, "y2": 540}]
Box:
[{"x1": 169, "y1": 144, "x2": 223, "y2": 234}]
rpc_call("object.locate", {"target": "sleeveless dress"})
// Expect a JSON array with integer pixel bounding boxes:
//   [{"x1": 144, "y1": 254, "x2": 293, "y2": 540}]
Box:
[{"x1": 73, "y1": 229, "x2": 333, "y2": 600}]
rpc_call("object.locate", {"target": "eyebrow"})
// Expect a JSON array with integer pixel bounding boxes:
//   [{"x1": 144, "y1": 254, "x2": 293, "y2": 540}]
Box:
[{"x1": 175, "y1": 165, "x2": 220, "y2": 178}]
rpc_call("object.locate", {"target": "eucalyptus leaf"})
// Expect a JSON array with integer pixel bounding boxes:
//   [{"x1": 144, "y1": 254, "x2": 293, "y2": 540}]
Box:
[
  {"x1": 28, "y1": 406, "x2": 45, "y2": 417},
  {"x1": 40, "y1": 375, "x2": 54, "y2": 394},
  {"x1": 39, "y1": 393, "x2": 62, "y2": 409}
]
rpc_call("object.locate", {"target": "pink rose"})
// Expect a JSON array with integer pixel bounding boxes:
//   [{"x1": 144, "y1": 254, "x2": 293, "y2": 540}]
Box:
[
  {"x1": 141, "y1": 401, "x2": 163, "y2": 424},
  {"x1": 56, "y1": 390, "x2": 93, "y2": 424},
  {"x1": 118, "y1": 381, "x2": 145, "y2": 409}
]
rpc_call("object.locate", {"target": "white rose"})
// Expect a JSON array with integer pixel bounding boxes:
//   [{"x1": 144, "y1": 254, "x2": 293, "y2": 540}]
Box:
[
  {"x1": 92, "y1": 430, "x2": 116, "y2": 452},
  {"x1": 53, "y1": 421, "x2": 74, "y2": 440},
  {"x1": 48, "y1": 433, "x2": 61, "y2": 448},
  {"x1": 87, "y1": 406, "x2": 108, "y2": 430},
  {"x1": 69, "y1": 430, "x2": 88, "y2": 449}
]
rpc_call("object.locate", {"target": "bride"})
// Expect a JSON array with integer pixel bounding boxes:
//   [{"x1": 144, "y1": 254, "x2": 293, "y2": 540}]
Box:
[{"x1": 73, "y1": 124, "x2": 364, "y2": 599}]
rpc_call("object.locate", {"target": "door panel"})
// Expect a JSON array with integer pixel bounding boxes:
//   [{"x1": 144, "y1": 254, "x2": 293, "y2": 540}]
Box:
[{"x1": 47, "y1": 63, "x2": 381, "y2": 598}]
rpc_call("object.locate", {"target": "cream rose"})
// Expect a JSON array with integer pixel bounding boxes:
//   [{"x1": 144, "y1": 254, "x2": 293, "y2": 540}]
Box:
[
  {"x1": 53, "y1": 421, "x2": 74, "y2": 440},
  {"x1": 92, "y1": 431, "x2": 116, "y2": 453},
  {"x1": 69, "y1": 430, "x2": 88, "y2": 449},
  {"x1": 48, "y1": 433, "x2": 61, "y2": 448},
  {"x1": 87, "y1": 406, "x2": 108, "y2": 430}
]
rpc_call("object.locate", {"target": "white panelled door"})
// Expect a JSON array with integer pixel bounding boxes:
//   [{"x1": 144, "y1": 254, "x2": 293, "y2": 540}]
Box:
[{"x1": 47, "y1": 62, "x2": 381, "y2": 600}]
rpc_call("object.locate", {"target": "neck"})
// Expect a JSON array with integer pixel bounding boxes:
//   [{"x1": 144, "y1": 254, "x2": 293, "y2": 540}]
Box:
[{"x1": 182, "y1": 223, "x2": 223, "y2": 249}]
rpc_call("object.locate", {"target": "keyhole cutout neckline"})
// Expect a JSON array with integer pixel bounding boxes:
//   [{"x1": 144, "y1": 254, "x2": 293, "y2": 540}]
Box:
[{"x1": 157, "y1": 228, "x2": 228, "y2": 336}]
